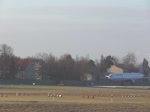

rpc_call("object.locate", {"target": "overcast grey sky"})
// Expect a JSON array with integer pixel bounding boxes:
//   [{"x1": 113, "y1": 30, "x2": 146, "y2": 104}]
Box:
[{"x1": 0, "y1": 0, "x2": 150, "y2": 62}]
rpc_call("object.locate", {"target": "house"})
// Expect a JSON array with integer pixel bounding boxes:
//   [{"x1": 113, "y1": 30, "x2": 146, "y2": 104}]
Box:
[
  {"x1": 24, "y1": 62, "x2": 36, "y2": 79},
  {"x1": 16, "y1": 59, "x2": 29, "y2": 79},
  {"x1": 81, "y1": 73, "x2": 95, "y2": 81},
  {"x1": 34, "y1": 62, "x2": 42, "y2": 80},
  {"x1": 107, "y1": 65, "x2": 123, "y2": 74},
  {"x1": 16, "y1": 59, "x2": 43, "y2": 80}
]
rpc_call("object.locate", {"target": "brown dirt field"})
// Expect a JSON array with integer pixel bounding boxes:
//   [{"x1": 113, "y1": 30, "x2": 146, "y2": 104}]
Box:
[{"x1": 0, "y1": 102, "x2": 150, "y2": 112}]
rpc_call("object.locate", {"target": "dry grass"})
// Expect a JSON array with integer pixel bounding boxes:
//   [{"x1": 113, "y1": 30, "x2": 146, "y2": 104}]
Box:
[{"x1": 0, "y1": 85, "x2": 150, "y2": 112}]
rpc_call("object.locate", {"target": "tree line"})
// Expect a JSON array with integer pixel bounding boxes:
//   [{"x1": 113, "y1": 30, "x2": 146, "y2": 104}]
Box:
[{"x1": 0, "y1": 43, "x2": 149, "y2": 80}]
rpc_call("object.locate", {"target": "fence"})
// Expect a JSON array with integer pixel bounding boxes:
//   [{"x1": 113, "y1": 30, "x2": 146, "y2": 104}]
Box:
[{"x1": 0, "y1": 80, "x2": 150, "y2": 86}]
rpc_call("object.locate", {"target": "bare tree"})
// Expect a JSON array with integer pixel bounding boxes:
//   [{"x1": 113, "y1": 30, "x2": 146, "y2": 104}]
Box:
[
  {"x1": 35, "y1": 53, "x2": 50, "y2": 63},
  {"x1": 0, "y1": 44, "x2": 15, "y2": 79},
  {"x1": 0, "y1": 44, "x2": 14, "y2": 57},
  {"x1": 122, "y1": 52, "x2": 137, "y2": 72}
]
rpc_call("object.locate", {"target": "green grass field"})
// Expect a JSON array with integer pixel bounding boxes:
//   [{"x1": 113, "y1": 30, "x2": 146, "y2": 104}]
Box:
[{"x1": 0, "y1": 85, "x2": 150, "y2": 112}]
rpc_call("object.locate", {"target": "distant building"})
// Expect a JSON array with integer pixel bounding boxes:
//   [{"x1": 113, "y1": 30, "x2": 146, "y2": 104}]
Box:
[
  {"x1": 107, "y1": 65, "x2": 123, "y2": 74},
  {"x1": 34, "y1": 62, "x2": 42, "y2": 80},
  {"x1": 24, "y1": 62, "x2": 36, "y2": 80},
  {"x1": 16, "y1": 59, "x2": 43, "y2": 80},
  {"x1": 81, "y1": 73, "x2": 95, "y2": 81},
  {"x1": 16, "y1": 59, "x2": 29, "y2": 79}
]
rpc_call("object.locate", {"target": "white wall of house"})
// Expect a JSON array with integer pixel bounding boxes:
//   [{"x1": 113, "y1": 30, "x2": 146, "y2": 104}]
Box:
[{"x1": 81, "y1": 73, "x2": 94, "y2": 81}]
